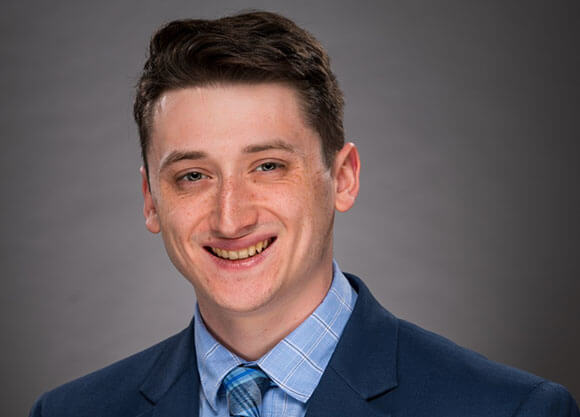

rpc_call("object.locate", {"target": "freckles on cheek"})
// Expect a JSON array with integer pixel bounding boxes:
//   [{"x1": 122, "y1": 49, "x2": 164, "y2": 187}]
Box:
[
  {"x1": 267, "y1": 189, "x2": 300, "y2": 213},
  {"x1": 244, "y1": 188, "x2": 258, "y2": 200},
  {"x1": 157, "y1": 196, "x2": 201, "y2": 236}
]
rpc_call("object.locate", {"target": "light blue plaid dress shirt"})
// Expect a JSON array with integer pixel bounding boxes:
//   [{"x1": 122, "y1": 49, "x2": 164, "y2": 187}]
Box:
[{"x1": 194, "y1": 260, "x2": 357, "y2": 417}]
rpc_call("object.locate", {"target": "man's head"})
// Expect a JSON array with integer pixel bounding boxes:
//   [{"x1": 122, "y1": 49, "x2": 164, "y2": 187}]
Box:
[
  {"x1": 135, "y1": 12, "x2": 360, "y2": 340},
  {"x1": 134, "y1": 11, "x2": 345, "y2": 175}
]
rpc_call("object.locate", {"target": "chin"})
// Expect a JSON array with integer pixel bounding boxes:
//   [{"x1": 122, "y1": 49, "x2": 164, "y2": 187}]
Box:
[
  {"x1": 198, "y1": 277, "x2": 280, "y2": 314},
  {"x1": 212, "y1": 293, "x2": 275, "y2": 314}
]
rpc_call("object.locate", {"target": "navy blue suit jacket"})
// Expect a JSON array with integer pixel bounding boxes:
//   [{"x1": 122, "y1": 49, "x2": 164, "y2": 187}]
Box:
[{"x1": 30, "y1": 273, "x2": 579, "y2": 416}]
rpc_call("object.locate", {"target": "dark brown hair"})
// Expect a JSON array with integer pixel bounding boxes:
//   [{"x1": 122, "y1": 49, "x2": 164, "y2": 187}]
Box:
[{"x1": 134, "y1": 11, "x2": 344, "y2": 174}]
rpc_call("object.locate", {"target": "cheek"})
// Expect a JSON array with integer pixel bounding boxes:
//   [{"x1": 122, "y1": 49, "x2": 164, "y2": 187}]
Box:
[
  {"x1": 157, "y1": 193, "x2": 210, "y2": 237},
  {"x1": 305, "y1": 174, "x2": 334, "y2": 214},
  {"x1": 306, "y1": 180, "x2": 335, "y2": 242},
  {"x1": 272, "y1": 178, "x2": 334, "y2": 231},
  {"x1": 261, "y1": 187, "x2": 311, "y2": 223}
]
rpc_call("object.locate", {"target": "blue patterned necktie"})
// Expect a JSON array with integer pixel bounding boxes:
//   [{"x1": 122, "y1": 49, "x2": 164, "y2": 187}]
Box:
[{"x1": 222, "y1": 366, "x2": 272, "y2": 417}]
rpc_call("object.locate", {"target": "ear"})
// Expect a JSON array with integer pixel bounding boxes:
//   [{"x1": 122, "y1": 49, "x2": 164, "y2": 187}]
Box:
[
  {"x1": 333, "y1": 142, "x2": 361, "y2": 212},
  {"x1": 140, "y1": 166, "x2": 161, "y2": 234}
]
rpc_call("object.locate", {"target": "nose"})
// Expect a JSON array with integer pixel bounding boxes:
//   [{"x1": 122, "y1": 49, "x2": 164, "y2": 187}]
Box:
[{"x1": 210, "y1": 176, "x2": 258, "y2": 238}]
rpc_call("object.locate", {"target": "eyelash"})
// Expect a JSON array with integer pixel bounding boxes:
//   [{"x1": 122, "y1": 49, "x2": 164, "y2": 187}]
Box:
[
  {"x1": 180, "y1": 171, "x2": 208, "y2": 182},
  {"x1": 178, "y1": 162, "x2": 284, "y2": 183},
  {"x1": 255, "y1": 161, "x2": 283, "y2": 172}
]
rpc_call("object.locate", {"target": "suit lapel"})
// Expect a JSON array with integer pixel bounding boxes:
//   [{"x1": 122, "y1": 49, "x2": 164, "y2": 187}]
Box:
[
  {"x1": 306, "y1": 273, "x2": 399, "y2": 417},
  {"x1": 148, "y1": 369, "x2": 198, "y2": 417},
  {"x1": 138, "y1": 318, "x2": 200, "y2": 417},
  {"x1": 306, "y1": 366, "x2": 390, "y2": 417}
]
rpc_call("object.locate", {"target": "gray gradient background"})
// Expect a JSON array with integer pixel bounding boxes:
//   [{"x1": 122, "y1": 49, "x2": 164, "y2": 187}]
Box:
[{"x1": 2, "y1": 1, "x2": 578, "y2": 415}]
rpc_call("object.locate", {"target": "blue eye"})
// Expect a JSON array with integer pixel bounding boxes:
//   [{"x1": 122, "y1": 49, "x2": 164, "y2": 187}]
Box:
[
  {"x1": 256, "y1": 162, "x2": 279, "y2": 172},
  {"x1": 183, "y1": 171, "x2": 207, "y2": 182}
]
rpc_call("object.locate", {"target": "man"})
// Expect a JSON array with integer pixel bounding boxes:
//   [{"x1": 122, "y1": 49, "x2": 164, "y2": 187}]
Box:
[{"x1": 30, "y1": 11, "x2": 578, "y2": 417}]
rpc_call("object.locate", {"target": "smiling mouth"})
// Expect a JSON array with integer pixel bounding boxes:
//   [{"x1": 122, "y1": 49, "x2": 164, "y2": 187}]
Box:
[{"x1": 205, "y1": 237, "x2": 276, "y2": 261}]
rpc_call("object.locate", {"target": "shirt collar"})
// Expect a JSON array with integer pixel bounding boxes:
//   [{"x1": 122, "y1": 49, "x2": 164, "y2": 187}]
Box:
[{"x1": 194, "y1": 260, "x2": 357, "y2": 411}]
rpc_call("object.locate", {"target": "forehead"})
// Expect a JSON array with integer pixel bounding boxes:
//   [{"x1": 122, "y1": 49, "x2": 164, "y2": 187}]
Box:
[{"x1": 149, "y1": 83, "x2": 319, "y2": 159}]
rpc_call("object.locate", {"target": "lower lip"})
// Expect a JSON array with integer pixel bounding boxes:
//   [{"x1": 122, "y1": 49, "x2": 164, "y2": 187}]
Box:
[{"x1": 205, "y1": 239, "x2": 275, "y2": 270}]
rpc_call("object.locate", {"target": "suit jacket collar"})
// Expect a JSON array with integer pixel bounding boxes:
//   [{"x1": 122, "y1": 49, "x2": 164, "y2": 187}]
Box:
[
  {"x1": 136, "y1": 273, "x2": 398, "y2": 417},
  {"x1": 331, "y1": 273, "x2": 399, "y2": 398},
  {"x1": 305, "y1": 273, "x2": 399, "y2": 417},
  {"x1": 138, "y1": 319, "x2": 200, "y2": 416}
]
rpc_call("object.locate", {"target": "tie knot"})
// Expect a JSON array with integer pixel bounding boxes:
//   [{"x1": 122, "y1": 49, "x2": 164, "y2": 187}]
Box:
[{"x1": 222, "y1": 366, "x2": 271, "y2": 417}]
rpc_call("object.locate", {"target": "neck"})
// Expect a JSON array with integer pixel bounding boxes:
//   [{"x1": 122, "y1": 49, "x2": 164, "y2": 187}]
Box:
[{"x1": 198, "y1": 263, "x2": 333, "y2": 361}]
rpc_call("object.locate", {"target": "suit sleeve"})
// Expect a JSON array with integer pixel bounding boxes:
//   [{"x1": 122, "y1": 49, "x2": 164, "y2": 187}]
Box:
[{"x1": 513, "y1": 381, "x2": 579, "y2": 417}]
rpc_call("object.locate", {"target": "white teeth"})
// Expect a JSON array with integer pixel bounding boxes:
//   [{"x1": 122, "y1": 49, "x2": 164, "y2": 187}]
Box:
[{"x1": 211, "y1": 239, "x2": 271, "y2": 260}]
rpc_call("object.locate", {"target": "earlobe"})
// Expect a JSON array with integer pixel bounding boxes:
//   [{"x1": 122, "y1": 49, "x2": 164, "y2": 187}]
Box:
[
  {"x1": 333, "y1": 142, "x2": 361, "y2": 213},
  {"x1": 140, "y1": 166, "x2": 161, "y2": 234}
]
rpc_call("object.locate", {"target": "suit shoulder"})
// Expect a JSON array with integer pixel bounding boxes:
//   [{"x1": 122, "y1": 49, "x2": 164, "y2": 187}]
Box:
[
  {"x1": 31, "y1": 328, "x2": 188, "y2": 417},
  {"x1": 393, "y1": 319, "x2": 579, "y2": 415},
  {"x1": 513, "y1": 380, "x2": 580, "y2": 417},
  {"x1": 397, "y1": 318, "x2": 541, "y2": 387}
]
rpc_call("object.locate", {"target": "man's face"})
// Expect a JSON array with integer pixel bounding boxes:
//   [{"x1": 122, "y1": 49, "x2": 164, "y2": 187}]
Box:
[{"x1": 142, "y1": 83, "x2": 358, "y2": 318}]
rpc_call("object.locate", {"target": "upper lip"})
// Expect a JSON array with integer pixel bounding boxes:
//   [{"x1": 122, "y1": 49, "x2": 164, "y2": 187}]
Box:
[{"x1": 202, "y1": 233, "x2": 276, "y2": 251}]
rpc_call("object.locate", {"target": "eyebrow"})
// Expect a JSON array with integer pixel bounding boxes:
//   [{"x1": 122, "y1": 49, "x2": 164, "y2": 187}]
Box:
[
  {"x1": 158, "y1": 139, "x2": 299, "y2": 173},
  {"x1": 242, "y1": 140, "x2": 298, "y2": 155},
  {"x1": 159, "y1": 150, "x2": 207, "y2": 173}
]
